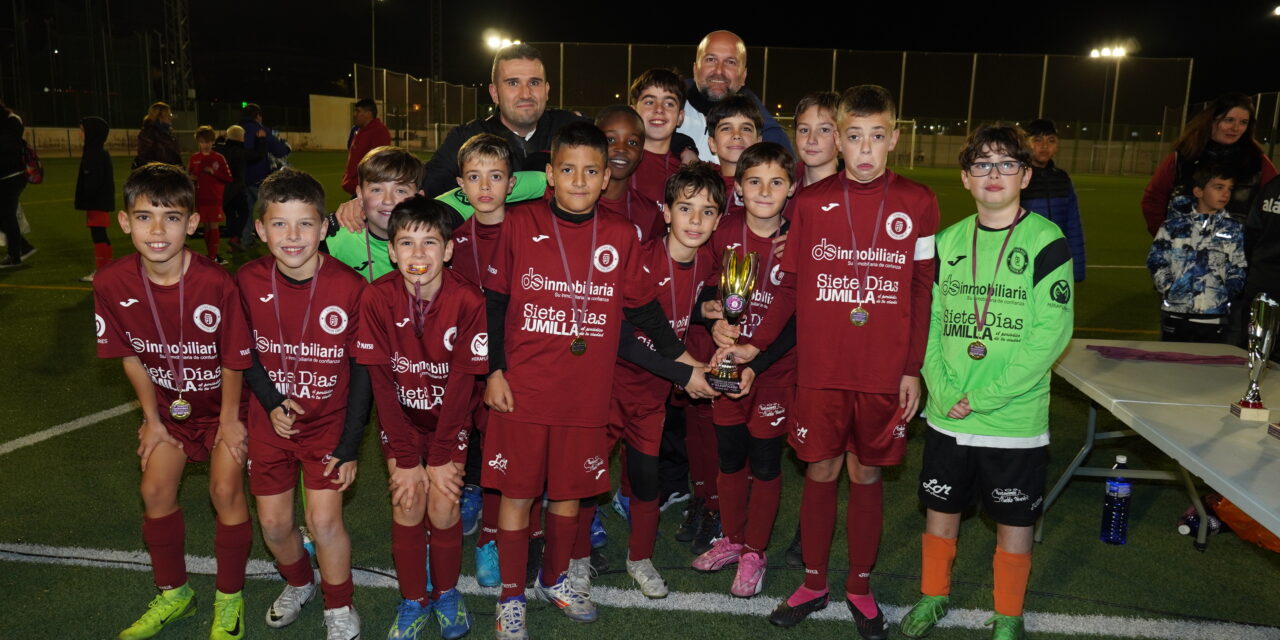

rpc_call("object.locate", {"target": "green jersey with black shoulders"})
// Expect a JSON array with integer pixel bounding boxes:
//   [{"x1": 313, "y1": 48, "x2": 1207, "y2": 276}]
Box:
[
  {"x1": 923, "y1": 211, "x2": 1074, "y2": 439},
  {"x1": 327, "y1": 228, "x2": 392, "y2": 282}
]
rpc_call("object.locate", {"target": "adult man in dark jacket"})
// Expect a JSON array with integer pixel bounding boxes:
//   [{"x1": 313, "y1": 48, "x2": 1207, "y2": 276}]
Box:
[
  {"x1": 237, "y1": 103, "x2": 290, "y2": 246},
  {"x1": 675, "y1": 31, "x2": 793, "y2": 162},
  {"x1": 418, "y1": 43, "x2": 586, "y2": 197}
]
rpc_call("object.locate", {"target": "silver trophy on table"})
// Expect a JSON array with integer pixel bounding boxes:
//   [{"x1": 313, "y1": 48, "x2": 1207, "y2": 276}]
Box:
[{"x1": 1230, "y1": 293, "x2": 1279, "y2": 426}]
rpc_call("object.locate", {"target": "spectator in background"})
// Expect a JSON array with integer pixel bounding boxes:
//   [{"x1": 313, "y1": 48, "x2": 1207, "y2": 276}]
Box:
[
  {"x1": 237, "y1": 103, "x2": 291, "y2": 247},
  {"x1": 1021, "y1": 119, "x2": 1086, "y2": 282},
  {"x1": 76, "y1": 116, "x2": 114, "y2": 281},
  {"x1": 133, "y1": 101, "x2": 182, "y2": 168},
  {"x1": 0, "y1": 99, "x2": 33, "y2": 268},
  {"x1": 1142, "y1": 92, "x2": 1276, "y2": 236},
  {"x1": 675, "y1": 31, "x2": 793, "y2": 162},
  {"x1": 214, "y1": 125, "x2": 264, "y2": 252},
  {"x1": 1243, "y1": 175, "x2": 1280, "y2": 359},
  {"x1": 342, "y1": 97, "x2": 391, "y2": 196}
]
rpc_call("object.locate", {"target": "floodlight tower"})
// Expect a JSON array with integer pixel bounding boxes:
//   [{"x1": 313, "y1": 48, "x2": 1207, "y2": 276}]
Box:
[{"x1": 161, "y1": 0, "x2": 194, "y2": 112}]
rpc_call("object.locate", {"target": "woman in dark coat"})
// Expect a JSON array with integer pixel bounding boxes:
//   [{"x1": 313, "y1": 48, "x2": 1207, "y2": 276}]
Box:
[{"x1": 134, "y1": 101, "x2": 181, "y2": 167}]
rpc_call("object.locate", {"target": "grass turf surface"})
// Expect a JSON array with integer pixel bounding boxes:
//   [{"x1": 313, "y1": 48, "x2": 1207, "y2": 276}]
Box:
[{"x1": 2, "y1": 152, "x2": 1277, "y2": 639}]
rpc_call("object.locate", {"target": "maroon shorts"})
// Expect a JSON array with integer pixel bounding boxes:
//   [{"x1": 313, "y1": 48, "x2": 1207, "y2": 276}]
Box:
[
  {"x1": 162, "y1": 416, "x2": 219, "y2": 463},
  {"x1": 247, "y1": 437, "x2": 341, "y2": 496},
  {"x1": 791, "y1": 387, "x2": 907, "y2": 466},
  {"x1": 198, "y1": 205, "x2": 225, "y2": 224},
  {"x1": 481, "y1": 413, "x2": 611, "y2": 501},
  {"x1": 85, "y1": 209, "x2": 111, "y2": 228},
  {"x1": 712, "y1": 384, "x2": 794, "y2": 439},
  {"x1": 606, "y1": 397, "x2": 664, "y2": 456},
  {"x1": 378, "y1": 426, "x2": 469, "y2": 466}
]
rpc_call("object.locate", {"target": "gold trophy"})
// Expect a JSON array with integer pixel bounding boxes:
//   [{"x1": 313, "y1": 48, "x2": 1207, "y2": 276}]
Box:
[
  {"x1": 706, "y1": 248, "x2": 759, "y2": 394},
  {"x1": 1231, "y1": 293, "x2": 1279, "y2": 423}
]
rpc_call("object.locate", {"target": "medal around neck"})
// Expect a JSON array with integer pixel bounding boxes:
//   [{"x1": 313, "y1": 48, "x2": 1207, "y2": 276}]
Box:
[
  {"x1": 967, "y1": 340, "x2": 987, "y2": 360},
  {"x1": 169, "y1": 398, "x2": 192, "y2": 421},
  {"x1": 570, "y1": 336, "x2": 587, "y2": 356},
  {"x1": 850, "y1": 306, "x2": 869, "y2": 326},
  {"x1": 1231, "y1": 293, "x2": 1279, "y2": 424},
  {"x1": 706, "y1": 248, "x2": 759, "y2": 394}
]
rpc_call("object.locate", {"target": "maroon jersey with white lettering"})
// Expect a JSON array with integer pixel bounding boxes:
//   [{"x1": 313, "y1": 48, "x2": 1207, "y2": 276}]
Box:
[
  {"x1": 598, "y1": 187, "x2": 666, "y2": 244},
  {"x1": 484, "y1": 200, "x2": 654, "y2": 427},
  {"x1": 450, "y1": 216, "x2": 503, "y2": 290},
  {"x1": 237, "y1": 255, "x2": 366, "y2": 450},
  {"x1": 748, "y1": 171, "x2": 938, "y2": 393},
  {"x1": 94, "y1": 252, "x2": 253, "y2": 424},
  {"x1": 707, "y1": 215, "x2": 796, "y2": 388},
  {"x1": 719, "y1": 173, "x2": 746, "y2": 219},
  {"x1": 612, "y1": 238, "x2": 715, "y2": 408},
  {"x1": 632, "y1": 150, "x2": 681, "y2": 205},
  {"x1": 355, "y1": 269, "x2": 487, "y2": 459}
]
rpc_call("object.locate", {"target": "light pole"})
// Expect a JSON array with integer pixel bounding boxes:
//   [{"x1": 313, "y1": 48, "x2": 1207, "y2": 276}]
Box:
[{"x1": 1090, "y1": 46, "x2": 1126, "y2": 174}]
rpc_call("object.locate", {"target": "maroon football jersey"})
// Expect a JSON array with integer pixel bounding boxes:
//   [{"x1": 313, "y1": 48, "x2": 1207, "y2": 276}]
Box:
[
  {"x1": 484, "y1": 200, "x2": 654, "y2": 427},
  {"x1": 749, "y1": 171, "x2": 938, "y2": 393},
  {"x1": 632, "y1": 150, "x2": 681, "y2": 205},
  {"x1": 450, "y1": 216, "x2": 503, "y2": 290},
  {"x1": 707, "y1": 215, "x2": 796, "y2": 388},
  {"x1": 94, "y1": 252, "x2": 253, "y2": 425},
  {"x1": 356, "y1": 269, "x2": 487, "y2": 463},
  {"x1": 236, "y1": 255, "x2": 366, "y2": 450},
  {"x1": 598, "y1": 187, "x2": 666, "y2": 244},
  {"x1": 719, "y1": 173, "x2": 746, "y2": 220},
  {"x1": 611, "y1": 238, "x2": 715, "y2": 408}
]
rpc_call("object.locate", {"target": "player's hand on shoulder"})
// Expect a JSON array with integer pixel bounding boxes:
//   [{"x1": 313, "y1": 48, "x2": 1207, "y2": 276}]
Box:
[{"x1": 335, "y1": 198, "x2": 366, "y2": 233}]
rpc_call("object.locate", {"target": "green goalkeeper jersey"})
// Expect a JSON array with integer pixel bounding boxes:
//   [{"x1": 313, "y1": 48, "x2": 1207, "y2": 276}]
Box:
[
  {"x1": 923, "y1": 211, "x2": 1074, "y2": 439},
  {"x1": 328, "y1": 228, "x2": 392, "y2": 283}
]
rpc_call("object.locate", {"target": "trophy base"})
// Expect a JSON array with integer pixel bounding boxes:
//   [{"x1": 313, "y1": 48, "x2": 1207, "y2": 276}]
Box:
[
  {"x1": 705, "y1": 372, "x2": 742, "y2": 395},
  {"x1": 1231, "y1": 402, "x2": 1273, "y2": 422},
  {"x1": 1268, "y1": 423, "x2": 1280, "y2": 440}
]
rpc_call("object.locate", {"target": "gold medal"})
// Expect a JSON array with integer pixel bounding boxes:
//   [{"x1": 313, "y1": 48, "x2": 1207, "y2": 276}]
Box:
[
  {"x1": 850, "y1": 306, "x2": 869, "y2": 326},
  {"x1": 967, "y1": 340, "x2": 988, "y2": 360},
  {"x1": 570, "y1": 336, "x2": 587, "y2": 356},
  {"x1": 169, "y1": 397, "x2": 192, "y2": 421}
]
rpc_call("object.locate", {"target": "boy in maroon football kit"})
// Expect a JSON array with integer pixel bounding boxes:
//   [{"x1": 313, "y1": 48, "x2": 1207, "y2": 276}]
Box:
[
  {"x1": 96, "y1": 163, "x2": 254, "y2": 640},
  {"x1": 237, "y1": 169, "x2": 370, "y2": 640},
  {"x1": 629, "y1": 69, "x2": 688, "y2": 204},
  {"x1": 356, "y1": 196, "x2": 487, "y2": 639},
  {"x1": 794, "y1": 92, "x2": 842, "y2": 188},
  {"x1": 608, "y1": 161, "x2": 725, "y2": 598},
  {"x1": 694, "y1": 142, "x2": 798, "y2": 598},
  {"x1": 597, "y1": 106, "x2": 666, "y2": 243},
  {"x1": 188, "y1": 126, "x2": 233, "y2": 263},
  {"x1": 482, "y1": 122, "x2": 711, "y2": 639},
  {"x1": 718, "y1": 85, "x2": 938, "y2": 639},
  {"x1": 707, "y1": 94, "x2": 764, "y2": 220}
]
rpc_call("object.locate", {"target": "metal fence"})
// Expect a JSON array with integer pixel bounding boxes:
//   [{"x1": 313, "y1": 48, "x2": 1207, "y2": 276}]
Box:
[{"x1": 352, "y1": 64, "x2": 480, "y2": 151}]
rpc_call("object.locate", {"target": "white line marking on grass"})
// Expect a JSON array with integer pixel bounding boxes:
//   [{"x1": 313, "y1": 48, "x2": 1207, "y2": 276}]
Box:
[
  {"x1": 0, "y1": 402, "x2": 137, "y2": 456},
  {"x1": 1, "y1": 542, "x2": 1276, "y2": 639},
  {"x1": 1087, "y1": 265, "x2": 1147, "y2": 269}
]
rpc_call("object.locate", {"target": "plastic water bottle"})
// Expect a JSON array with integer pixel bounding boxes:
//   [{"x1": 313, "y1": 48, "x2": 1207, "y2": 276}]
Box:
[{"x1": 1100, "y1": 455, "x2": 1131, "y2": 545}]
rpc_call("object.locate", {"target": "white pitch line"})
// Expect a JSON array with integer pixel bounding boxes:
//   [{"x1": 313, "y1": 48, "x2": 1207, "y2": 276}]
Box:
[
  {"x1": 0, "y1": 542, "x2": 1276, "y2": 640},
  {"x1": 0, "y1": 401, "x2": 137, "y2": 457}
]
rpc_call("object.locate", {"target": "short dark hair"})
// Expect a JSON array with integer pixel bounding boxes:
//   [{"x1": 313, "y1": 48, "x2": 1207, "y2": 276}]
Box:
[
  {"x1": 1191, "y1": 164, "x2": 1234, "y2": 191},
  {"x1": 194, "y1": 125, "x2": 217, "y2": 144},
  {"x1": 255, "y1": 168, "x2": 326, "y2": 220},
  {"x1": 550, "y1": 121, "x2": 608, "y2": 163},
  {"x1": 838, "y1": 85, "x2": 897, "y2": 123},
  {"x1": 629, "y1": 68, "x2": 686, "y2": 109},
  {"x1": 734, "y1": 142, "x2": 796, "y2": 185},
  {"x1": 357, "y1": 146, "x2": 423, "y2": 186},
  {"x1": 123, "y1": 162, "x2": 196, "y2": 213},
  {"x1": 354, "y1": 97, "x2": 378, "y2": 117},
  {"x1": 491, "y1": 43, "x2": 543, "y2": 84},
  {"x1": 457, "y1": 133, "x2": 513, "y2": 174},
  {"x1": 795, "y1": 91, "x2": 840, "y2": 121},
  {"x1": 705, "y1": 93, "x2": 764, "y2": 135},
  {"x1": 240, "y1": 103, "x2": 262, "y2": 121},
  {"x1": 665, "y1": 161, "x2": 726, "y2": 212},
  {"x1": 958, "y1": 123, "x2": 1031, "y2": 169},
  {"x1": 388, "y1": 195, "x2": 456, "y2": 242},
  {"x1": 1024, "y1": 119, "x2": 1057, "y2": 137},
  {"x1": 595, "y1": 104, "x2": 644, "y2": 131}
]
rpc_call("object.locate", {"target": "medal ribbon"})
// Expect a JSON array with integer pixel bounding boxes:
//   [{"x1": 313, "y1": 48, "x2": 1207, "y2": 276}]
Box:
[
  {"x1": 741, "y1": 218, "x2": 781, "y2": 308},
  {"x1": 138, "y1": 252, "x2": 188, "y2": 399},
  {"x1": 663, "y1": 243, "x2": 701, "y2": 341},
  {"x1": 840, "y1": 174, "x2": 891, "y2": 298},
  {"x1": 549, "y1": 211, "x2": 599, "y2": 342},
  {"x1": 270, "y1": 256, "x2": 323, "y2": 402},
  {"x1": 410, "y1": 278, "x2": 440, "y2": 338},
  {"x1": 362, "y1": 229, "x2": 374, "y2": 283},
  {"x1": 467, "y1": 217, "x2": 484, "y2": 290},
  {"x1": 970, "y1": 209, "x2": 1025, "y2": 335}
]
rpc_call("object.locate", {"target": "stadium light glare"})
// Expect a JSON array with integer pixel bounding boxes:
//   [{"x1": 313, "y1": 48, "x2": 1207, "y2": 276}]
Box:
[
  {"x1": 1090, "y1": 49, "x2": 1100, "y2": 57},
  {"x1": 486, "y1": 36, "x2": 501, "y2": 49},
  {"x1": 1100, "y1": 47, "x2": 1112, "y2": 56},
  {"x1": 1274, "y1": 4, "x2": 1279, "y2": 15}
]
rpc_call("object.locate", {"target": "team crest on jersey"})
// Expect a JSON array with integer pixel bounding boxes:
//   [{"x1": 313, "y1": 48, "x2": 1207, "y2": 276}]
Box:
[
  {"x1": 1006, "y1": 247, "x2": 1028, "y2": 275},
  {"x1": 444, "y1": 327, "x2": 458, "y2": 351},
  {"x1": 471, "y1": 333, "x2": 489, "y2": 357},
  {"x1": 94, "y1": 313, "x2": 106, "y2": 338},
  {"x1": 319, "y1": 305, "x2": 348, "y2": 335},
  {"x1": 594, "y1": 244, "x2": 620, "y2": 273},
  {"x1": 193, "y1": 304, "x2": 221, "y2": 333},
  {"x1": 769, "y1": 263, "x2": 784, "y2": 286},
  {"x1": 886, "y1": 212, "x2": 912, "y2": 240}
]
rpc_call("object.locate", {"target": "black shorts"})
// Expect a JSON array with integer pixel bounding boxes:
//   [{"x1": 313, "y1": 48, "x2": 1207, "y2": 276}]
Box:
[{"x1": 917, "y1": 427, "x2": 1048, "y2": 527}]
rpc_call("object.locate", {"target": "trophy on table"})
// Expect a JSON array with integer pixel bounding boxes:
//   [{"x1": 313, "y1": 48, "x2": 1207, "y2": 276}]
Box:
[
  {"x1": 1230, "y1": 293, "x2": 1279, "y2": 424},
  {"x1": 706, "y1": 248, "x2": 759, "y2": 394}
]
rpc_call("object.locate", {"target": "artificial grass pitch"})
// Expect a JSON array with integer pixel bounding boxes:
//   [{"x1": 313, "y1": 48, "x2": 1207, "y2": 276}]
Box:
[{"x1": 2, "y1": 152, "x2": 1277, "y2": 639}]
